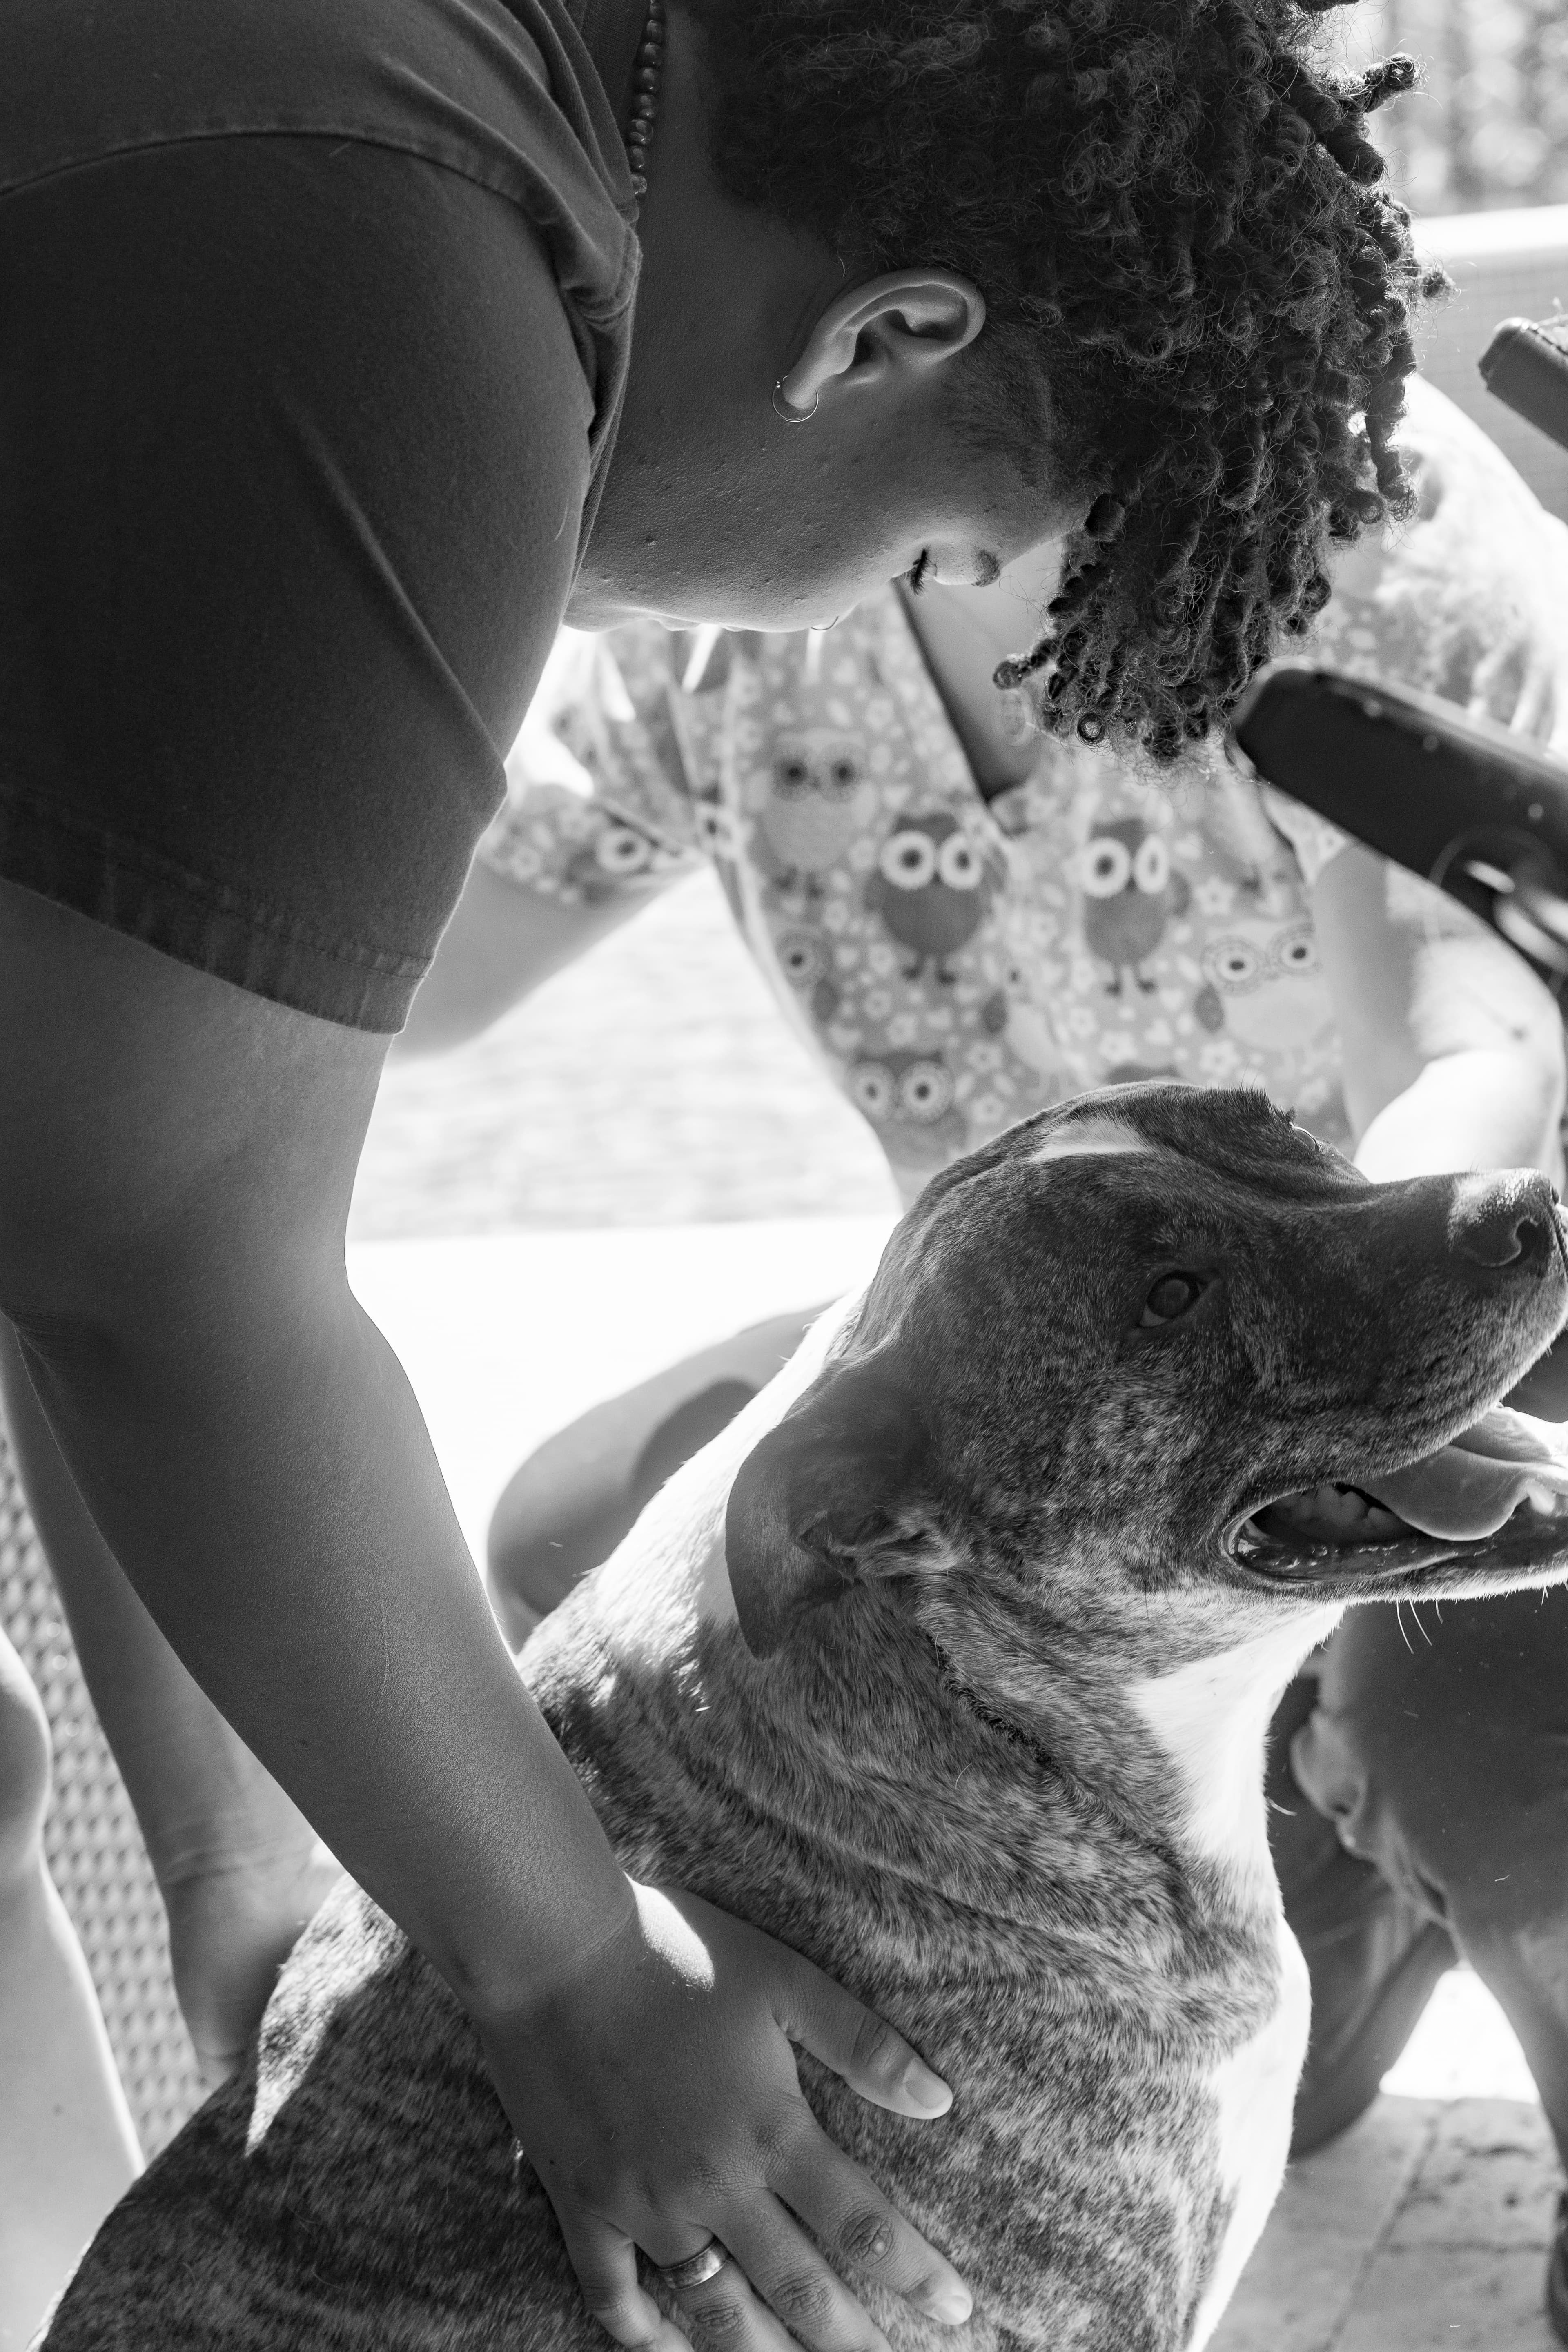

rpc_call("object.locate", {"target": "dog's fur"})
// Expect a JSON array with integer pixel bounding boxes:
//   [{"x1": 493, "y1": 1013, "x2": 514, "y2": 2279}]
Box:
[{"x1": 43, "y1": 1085, "x2": 1568, "y2": 2352}]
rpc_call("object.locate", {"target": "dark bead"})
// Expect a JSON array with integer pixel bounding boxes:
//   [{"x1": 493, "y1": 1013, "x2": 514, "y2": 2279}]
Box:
[
  {"x1": 636, "y1": 65, "x2": 659, "y2": 87},
  {"x1": 627, "y1": 145, "x2": 646, "y2": 167},
  {"x1": 629, "y1": 171, "x2": 648, "y2": 196}
]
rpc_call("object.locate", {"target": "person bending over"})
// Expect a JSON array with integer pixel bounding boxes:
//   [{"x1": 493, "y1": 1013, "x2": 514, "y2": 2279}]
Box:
[
  {"x1": 0, "y1": 0, "x2": 1438, "y2": 2338},
  {"x1": 406, "y1": 380, "x2": 1568, "y2": 2325}
]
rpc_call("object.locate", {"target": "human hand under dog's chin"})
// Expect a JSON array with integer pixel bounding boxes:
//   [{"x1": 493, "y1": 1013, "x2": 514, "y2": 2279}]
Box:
[{"x1": 476, "y1": 1881, "x2": 973, "y2": 2352}]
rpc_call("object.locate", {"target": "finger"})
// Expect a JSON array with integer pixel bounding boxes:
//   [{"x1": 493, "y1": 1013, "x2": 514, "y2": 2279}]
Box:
[
  {"x1": 767, "y1": 2114, "x2": 972, "y2": 2329},
  {"x1": 551, "y1": 2201, "x2": 694, "y2": 2352},
  {"x1": 668, "y1": 2223, "x2": 883, "y2": 2352},
  {"x1": 771, "y1": 1963, "x2": 952, "y2": 2119}
]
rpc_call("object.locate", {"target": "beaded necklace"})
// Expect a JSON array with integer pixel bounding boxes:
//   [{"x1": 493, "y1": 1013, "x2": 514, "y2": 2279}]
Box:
[{"x1": 624, "y1": 0, "x2": 666, "y2": 210}]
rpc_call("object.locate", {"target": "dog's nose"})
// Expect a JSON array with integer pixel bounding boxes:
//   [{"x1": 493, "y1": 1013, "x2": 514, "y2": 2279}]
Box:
[{"x1": 1450, "y1": 1172, "x2": 1561, "y2": 1275}]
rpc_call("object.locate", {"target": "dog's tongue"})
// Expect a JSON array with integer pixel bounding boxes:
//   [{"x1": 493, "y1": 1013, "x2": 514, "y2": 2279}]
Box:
[{"x1": 1363, "y1": 1406, "x2": 1568, "y2": 1539}]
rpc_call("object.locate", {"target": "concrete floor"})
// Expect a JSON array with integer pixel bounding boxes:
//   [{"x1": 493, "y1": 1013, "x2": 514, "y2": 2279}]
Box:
[
  {"x1": 1214, "y1": 2088, "x2": 1561, "y2": 2350},
  {"x1": 350, "y1": 1220, "x2": 1566, "y2": 2352}
]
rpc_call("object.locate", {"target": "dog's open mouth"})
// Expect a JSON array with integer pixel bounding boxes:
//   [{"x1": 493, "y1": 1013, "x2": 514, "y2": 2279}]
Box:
[{"x1": 1231, "y1": 1404, "x2": 1568, "y2": 1581}]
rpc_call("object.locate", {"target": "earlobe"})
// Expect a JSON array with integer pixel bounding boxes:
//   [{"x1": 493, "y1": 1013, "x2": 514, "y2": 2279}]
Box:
[{"x1": 776, "y1": 269, "x2": 987, "y2": 422}]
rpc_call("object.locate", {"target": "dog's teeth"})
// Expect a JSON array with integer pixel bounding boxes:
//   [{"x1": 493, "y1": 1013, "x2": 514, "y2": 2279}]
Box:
[
  {"x1": 1280, "y1": 1483, "x2": 1368, "y2": 1531},
  {"x1": 1525, "y1": 1480, "x2": 1565, "y2": 1517}
]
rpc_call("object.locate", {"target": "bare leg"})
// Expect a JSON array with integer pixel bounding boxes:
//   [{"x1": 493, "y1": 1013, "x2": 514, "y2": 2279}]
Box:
[
  {"x1": 1267, "y1": 1672, "x2": 1455, "y2": 2159},
  {"x1": 0, "y1": 1626, "x2": 138, "y2": 2349},
  {"x1": 1292, "y1": 1586, "x2": 1568, "y2": 2165},
  {"x1": 0, "y1": 1320, "x2": 341, "y2": 2084}
]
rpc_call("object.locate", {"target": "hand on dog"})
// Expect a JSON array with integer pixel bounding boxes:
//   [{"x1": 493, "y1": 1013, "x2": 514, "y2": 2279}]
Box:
[{"x1": 482, "y1": 1881, "x2": 973, "y2": 2352}]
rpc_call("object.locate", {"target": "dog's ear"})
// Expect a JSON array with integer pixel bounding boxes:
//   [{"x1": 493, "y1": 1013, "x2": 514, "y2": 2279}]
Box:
[{"x1": 724, "y1": 1354, "x2": 939, "y2": 1656}]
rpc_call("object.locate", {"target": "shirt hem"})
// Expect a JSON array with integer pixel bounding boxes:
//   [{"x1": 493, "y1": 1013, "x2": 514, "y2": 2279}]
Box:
[{"x1": 0, "y1": 780, "x2": 428, "y2": 1033}]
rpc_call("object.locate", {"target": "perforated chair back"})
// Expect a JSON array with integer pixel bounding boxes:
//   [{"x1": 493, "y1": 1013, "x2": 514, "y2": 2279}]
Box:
[{"x1": 0, "y1": 1420, "x2": 202, "y2": 2157}]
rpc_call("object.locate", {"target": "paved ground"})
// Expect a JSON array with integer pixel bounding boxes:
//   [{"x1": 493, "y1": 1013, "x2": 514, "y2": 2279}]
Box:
[{"x1": 1214, "y1": 2095, "x2": 1561, "y2": 2351}]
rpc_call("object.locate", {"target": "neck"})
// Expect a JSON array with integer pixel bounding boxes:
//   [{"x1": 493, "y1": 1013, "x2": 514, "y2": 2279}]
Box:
[
  {"x1": 898, "y1": 541, "x2": 1065, "y2": 800},
  {"x1": 1125, "y1": 1607, "x2": 1344, "y2": 1886}
]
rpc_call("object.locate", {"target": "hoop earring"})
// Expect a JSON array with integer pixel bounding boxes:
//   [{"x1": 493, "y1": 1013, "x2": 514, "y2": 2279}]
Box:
[{"x1": 772, "y1": 380, "x2": 818, "y2": 425}]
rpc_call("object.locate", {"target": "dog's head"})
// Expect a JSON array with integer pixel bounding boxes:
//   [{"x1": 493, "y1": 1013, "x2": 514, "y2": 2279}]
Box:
[{"x1": 725, "y1": 1083, "x2": 1568, "y2": 1664}]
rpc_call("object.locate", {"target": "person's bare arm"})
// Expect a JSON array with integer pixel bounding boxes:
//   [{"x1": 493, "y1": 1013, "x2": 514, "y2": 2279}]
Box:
[
  {"x1": 1310, "y1": 844, "x2": 1566, "y2": 1181},
  {"x1": 393, "y1": 862, "x2": 647, "y2": 1057},
  {"x1": 0, "y1": 1316, "x2": 341, "y2": 2082},
  {"x1": 0, "y1": 877, "x2": 969, "y2": 2352}
]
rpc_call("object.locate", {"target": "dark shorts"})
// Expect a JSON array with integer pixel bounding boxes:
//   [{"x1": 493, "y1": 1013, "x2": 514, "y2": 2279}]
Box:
[{"x1": 0, "y1": 0, "x2": 640, "y2": 1031}]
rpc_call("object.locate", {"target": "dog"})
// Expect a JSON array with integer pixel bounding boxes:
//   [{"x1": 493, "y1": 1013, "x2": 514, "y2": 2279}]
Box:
[{"x1": 43, "y1": 1082, "x2": 1568, "y2": 2352}]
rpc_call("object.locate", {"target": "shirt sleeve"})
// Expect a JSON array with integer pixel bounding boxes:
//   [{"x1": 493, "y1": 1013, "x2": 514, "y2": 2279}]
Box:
[
  {"x1": 477, "y1": 621, "x2": 707, "y2": 905},
  {"x1": 1264, "y1": 376, "x2": 1568, "y2": 889},
  {"x1": 1257, "y1": 786, "x2": 1353, "y2": 888},
  {"x1": 1307, "y1": 375, "x2": 1568, "y2": 750}
]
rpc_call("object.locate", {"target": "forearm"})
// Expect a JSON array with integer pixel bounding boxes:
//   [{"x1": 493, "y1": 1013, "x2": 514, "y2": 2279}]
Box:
[
  {"x1": 1354, "y1": 1045, "x2": 1565, "y2": 1185},
  {"x1": 391, "y1": 866, "x2": 639, "y2": 1059},
  {"x1": 14, "y1": 1263, "x2": 633, "y2": 2023},
  {"x1": 1315, "y1": 844, "x2": 1566, "y2": 1185}
]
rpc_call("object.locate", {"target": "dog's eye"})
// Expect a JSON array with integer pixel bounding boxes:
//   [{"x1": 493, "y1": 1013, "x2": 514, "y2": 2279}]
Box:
[{"x1": 1140, "y1": 1272, "x2": 1207, "y2": 1327}]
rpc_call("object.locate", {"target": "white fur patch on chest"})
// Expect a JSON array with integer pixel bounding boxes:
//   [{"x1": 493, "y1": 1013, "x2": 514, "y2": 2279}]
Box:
[
  {"x1": 1187, "y1": 1911, "x2": 1312, "y2": 2351},
  {"x1": 1129, "y1": 1614, "x2": 1335, "y2": 2345},
  {"x1": 1127, "y1": 1609, "x2": 1341, "y2": 1876}
]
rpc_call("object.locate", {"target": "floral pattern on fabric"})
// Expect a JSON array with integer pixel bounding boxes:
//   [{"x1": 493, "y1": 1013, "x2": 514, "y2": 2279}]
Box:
[
  {"x1": 479, "y1": 380, "x2": 1568, "y2": 1200},
  {"x1": 479, "y1": 606, "x2": 1347, "y2": 1192}
]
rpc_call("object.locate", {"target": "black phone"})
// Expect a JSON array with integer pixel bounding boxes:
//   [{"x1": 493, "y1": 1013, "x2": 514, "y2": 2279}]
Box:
[
  {"x1": 1226, "y1": 662, "x2": 1568, "y2": 983},
  {"x1": 1480, "y1": 317, "x2": 1568, "y2": 455}
]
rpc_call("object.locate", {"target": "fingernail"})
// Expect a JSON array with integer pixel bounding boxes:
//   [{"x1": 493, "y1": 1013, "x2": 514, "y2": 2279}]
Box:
[
  {"x1": 929, "y1": 2282, "x2": 973, "y2": 2325},
  {"x1": 901, "y1": 2061, "x2": 953, "y2": 2114}
]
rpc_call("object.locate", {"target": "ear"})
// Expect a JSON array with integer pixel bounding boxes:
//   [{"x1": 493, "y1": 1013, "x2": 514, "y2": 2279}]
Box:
[
  {"x1": 724, "y1": 1353, "x2": 940, "y2": 1657},
  {"x1": 776, "y1": 270, "x2": 987, "y2": 422}
]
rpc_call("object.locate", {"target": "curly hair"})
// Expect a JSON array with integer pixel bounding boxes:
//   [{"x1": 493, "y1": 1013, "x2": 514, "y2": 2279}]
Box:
[{"x1": 689, "y1": 0, "x2": 1444, "y2": 760}]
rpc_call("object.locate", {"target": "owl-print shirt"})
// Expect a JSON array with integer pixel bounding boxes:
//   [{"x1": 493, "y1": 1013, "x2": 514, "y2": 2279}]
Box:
[{"x1": 479, "y1": 379, "x2": 1568, "y2": 1203}]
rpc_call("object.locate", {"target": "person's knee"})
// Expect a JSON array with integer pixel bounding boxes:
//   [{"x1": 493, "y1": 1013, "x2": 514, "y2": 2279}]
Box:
[
  {"x1": 1289, "y1": 1664, "x2": 1454, "y2": 1923},
  {"x1": 1293, "y1": 1595, "x2": 1568, "y2": 1929},
  {"x1": 0, "y1": 1631, "x2": 52, "y2": 1889}
]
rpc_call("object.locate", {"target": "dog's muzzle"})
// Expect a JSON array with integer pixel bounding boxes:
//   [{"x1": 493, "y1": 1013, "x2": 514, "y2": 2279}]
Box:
[{"x1": 1229, "y1": 1402, "x2": 1568, "y2": 1583}]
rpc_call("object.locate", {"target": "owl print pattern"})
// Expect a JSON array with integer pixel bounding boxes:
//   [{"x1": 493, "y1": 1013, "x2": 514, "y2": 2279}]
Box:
[
  {"x1": 480, "y1": 381, "x2": 1568, "y2": 1200},
  {"x1": 481, "y1": 601, "x2": 1355, "y2": 1197}
]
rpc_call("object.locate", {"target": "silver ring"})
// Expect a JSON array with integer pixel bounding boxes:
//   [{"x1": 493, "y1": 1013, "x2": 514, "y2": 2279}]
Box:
[
  {"x1": 772, "y1": 380, "x2": 818, "y2": 425},
  {"x1": 656, "y1": 2241, "x2": 731, "y2": 2291}
]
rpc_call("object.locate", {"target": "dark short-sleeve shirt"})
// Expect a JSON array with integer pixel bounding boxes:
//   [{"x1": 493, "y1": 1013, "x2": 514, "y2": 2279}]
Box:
[{"x1": 0, "y1": 0, "x2": 644, "y2": 1029}]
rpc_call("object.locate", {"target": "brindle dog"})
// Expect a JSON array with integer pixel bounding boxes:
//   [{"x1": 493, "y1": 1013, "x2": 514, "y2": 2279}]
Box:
[{"x1": 43, "y1": 1084, "x2": 1568, "y2": 2352}]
